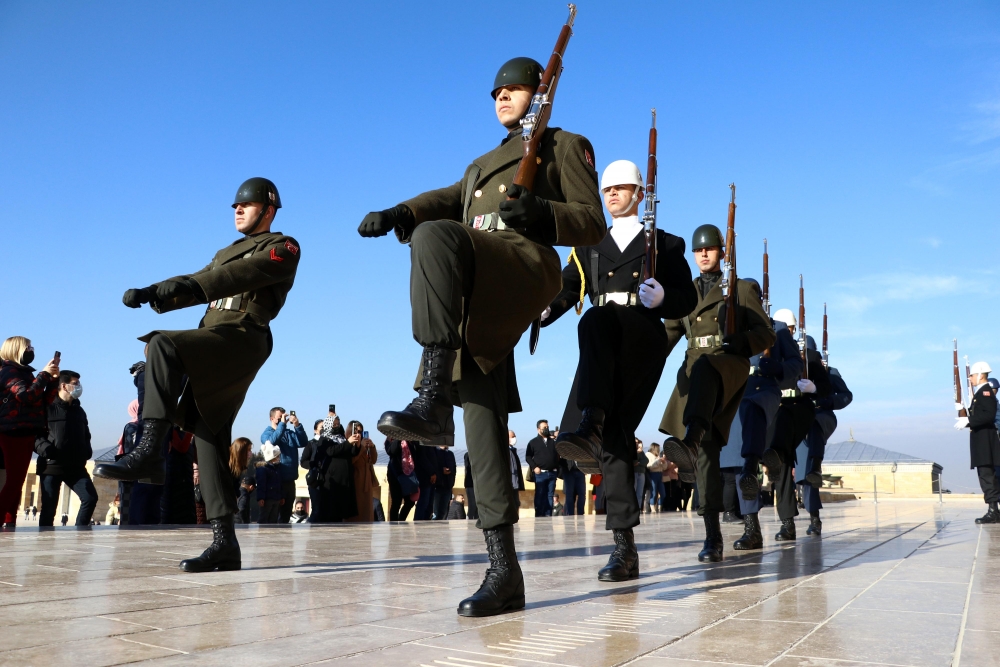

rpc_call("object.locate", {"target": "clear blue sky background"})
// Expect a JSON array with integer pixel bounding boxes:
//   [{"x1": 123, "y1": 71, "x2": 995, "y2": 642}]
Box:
[{"x1": 2, "y1": 2, "x2": 997, "y2": 492}]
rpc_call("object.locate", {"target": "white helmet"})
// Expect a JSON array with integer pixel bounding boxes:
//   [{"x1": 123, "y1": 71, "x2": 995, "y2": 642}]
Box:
[
  {"x1": 773, "y1": 308, "x2": 796, "y2": 328},
  {"x1": 601, "y1": 160, "x2": 644, "y2": 191},
  {"x1": 971, "y1": 361, "x2": 992, "y2": 375}
]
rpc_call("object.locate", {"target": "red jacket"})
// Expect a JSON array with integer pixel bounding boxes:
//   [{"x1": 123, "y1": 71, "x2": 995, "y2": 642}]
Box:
[{"x1": 0, "y1": 360, "x2": 58, "y2": 435}]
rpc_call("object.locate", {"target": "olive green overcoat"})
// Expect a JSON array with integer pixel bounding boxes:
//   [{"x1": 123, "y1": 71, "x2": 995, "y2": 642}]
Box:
[
  {"x1": 397, "y1": 127, "x2": 606, "y2": 379},
  {"x1": 139, "y1": 231, "x2": 300, "y2": 434},
  {"x1": 659, "y1": 278, "x2": 776, "y2": 443}
]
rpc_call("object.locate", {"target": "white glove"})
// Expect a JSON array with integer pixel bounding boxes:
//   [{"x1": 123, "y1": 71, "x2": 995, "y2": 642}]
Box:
[
  {"x1": 955, "y1": 403, "x2": 965, "y2": 411},
  {"x1": 638, "y1": 278, "x2": 664, "y2": 309},
  {"x1": 540, "y1": 307, "x2": 551, "y2": 322},
  {"x1": 797, "y1": 378, "x2": 817, "y2": 394},
  {"x1": 954, "y1": 416, "x2": 969, "y2": 430}
]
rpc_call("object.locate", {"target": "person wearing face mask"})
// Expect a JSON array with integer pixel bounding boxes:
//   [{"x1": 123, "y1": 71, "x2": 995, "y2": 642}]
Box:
[
  {"x1": 94, "y1": 178, "x2": 301, "y2": 572},
  {"x1": 358, "y1": 57, "x2": 605, "y2": 617},
  {"x1": 0, "y1": 336, "x2": 60, "y2": 528},
  {"x1": 508, "y1": 431, "x2": 525, "y2": 497},
  {"x1": 34, "y1": 371, "x2": 98, "y2": 527},
  {"x1": 526, "y1": 420, "x2": 560, "y2": 516},
  {"x1": 545, "y1": 160, "x2": 697, "y2": 581}
]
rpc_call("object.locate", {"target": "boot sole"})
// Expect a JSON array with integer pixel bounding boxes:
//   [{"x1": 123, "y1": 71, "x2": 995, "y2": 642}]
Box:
[
  {"x1": 761, "y1": 449, "x2": 783, "y2": 481},
  {"x1": 805, "y1": 472, "x2": 823, "y2": 487},
  {"x1": 732, "y1": 539, "x2": 763, "y2": 550},
  {"x1": 456, "y1": 595, "x2": 526, "y2": 617},
  {"x1": 555, "y1": 436, "x2": 600, "y2": 471},
  {"x1": 377, "y1": 418, "x2": 454, "y2": 447},
  {"x1": 739, "y1": 474, "x2": 760, "y2": 501},
  {"x1": 698, "y1": 552, "x2": 723, "y2": 563},
  {"x1": 180, "y1": 560, "x2": 241, "y2": 573},
  {"x1": 93, "y1": 465, "x2": 164, "y2": 485},
  {"x1": 662, "y1": 439, "x2": 697, "y2": 477},
  {"x1": 598, "y1": 567, "x2": 639, "y2": 582}
]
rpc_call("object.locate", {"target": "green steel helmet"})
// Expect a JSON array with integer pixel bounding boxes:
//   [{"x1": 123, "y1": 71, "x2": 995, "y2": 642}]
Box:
[
  {"x1": 492, "y1": 57, "x2": 543, "y2": 98},
  {"x1": 233, "y1": 177, "x2": 281, "y2": 209},
  {"x1": 691, "y1": 224, "x2": 724, "y2": 251}
]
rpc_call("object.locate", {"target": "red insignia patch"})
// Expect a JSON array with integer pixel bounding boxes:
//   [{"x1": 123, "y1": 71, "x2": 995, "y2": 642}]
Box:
[
  {"x1": 284, "y1": 240, "x2": 299, "y2": 255},
  {"x1": 269, "y1": 248, "x2": 284, "y2": 262},
  {"x1": 585, "y1": 149, "x2": 594, "y2": 168}
]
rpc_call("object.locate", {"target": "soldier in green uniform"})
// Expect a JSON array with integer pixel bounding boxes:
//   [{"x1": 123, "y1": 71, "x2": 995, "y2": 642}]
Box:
[
  {"x1": 659, "y1": 224, "x2": 775, "y2": 562},
  {"x1": 95, "y1": 178, "x2": 300, "y2": 572},
  {"x1": 358, "y1": 57, "x2": 605, "y2": 617}
]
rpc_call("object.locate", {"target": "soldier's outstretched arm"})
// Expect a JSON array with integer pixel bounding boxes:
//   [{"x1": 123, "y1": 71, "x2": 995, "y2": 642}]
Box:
[
  {"x1": 741, "y1": 283, "x2": 777, "y2": 356},
  {"x1": 651, "y1": 235, "x2": 698, "y2": 320},
  {"x1": 123, "y1": 262, "x2": 213, "y2": 311},
  {"x1": 191, "y1": 236, "x2": 300, "y2": 304},
  {"x1": 829, "y1": 370, "x2": 853, "y2": 410},
  {"x1": 663, "y1": 317, "x2": 687, "y2": 357},
  {"x1": 542, "y1": 260, "x2": 584, "y2": 327},
  {"x1": 550, "y1": 136, "x2": 606, "y2": 248}
]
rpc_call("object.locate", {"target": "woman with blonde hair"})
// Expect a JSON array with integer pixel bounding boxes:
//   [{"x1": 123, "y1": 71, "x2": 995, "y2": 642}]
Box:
[{"x1": 0, "y1": 336, "x2": 60, "y2": 528}]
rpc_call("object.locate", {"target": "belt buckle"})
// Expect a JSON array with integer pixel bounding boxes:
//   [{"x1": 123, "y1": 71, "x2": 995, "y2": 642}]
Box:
[
  {"x1": 697, "y1": 335, "x2": 712, "y2": 348},
  {"x1": 606, "y1": 293, "x2": 628, "y2": 306}
]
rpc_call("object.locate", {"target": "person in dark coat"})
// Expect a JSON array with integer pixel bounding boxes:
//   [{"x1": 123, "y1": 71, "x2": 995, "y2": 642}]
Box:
[
  {"x1": 385, "y1": 438, "x2": 418, "y2": 521},
  {"x1": 508, "y1": 432, "x2": 525, "y2": 496},
  {"x1": 433, "y1": 446, "x2": 457, "y2": 520},
  {"x1": 547, "y1": 159, "x2": 697, "y2": 580},
  {"x1": 34, "y1": 371, "x2": 98, "y2": 527},
  {"x1": 301, "y1": 420, "x2": 327, "y2": 523},
  {"x1": 795, "y1": 345, "x2": 853, "y2": 536},
  {"x1": 412, "y1": 442, "x2": 437, "y2": 521},
  {"x1": 956, "y1": 361, "x2": 1000, "y2": 523},
  {"x1": 463, "y1": 451, "x2": 478, "y2": 520},
  {"x1": 255, "y1": 444, "x2": 283, "y2": 524},
  {"x1": 525, "y1": 420, "x2": 560, "y2": 517},
  {"x1": 316, "y1": 430, "x2": 360, "y2": 522},
  {"x1": 560, "y1": 458, "x2": 587, "y2": 516},
  {"x1": 160, "y1": 427, "x2": 196, "y2": 525},
  {"x1": 718, "y1": 302, "x2": 802, "y2": 550},
  {"x1": 447, "y1": 493, "x2": 467, "y2": 520},
  {"x1": 95, "y1": 178, "x2": 300, "y2": 572}
]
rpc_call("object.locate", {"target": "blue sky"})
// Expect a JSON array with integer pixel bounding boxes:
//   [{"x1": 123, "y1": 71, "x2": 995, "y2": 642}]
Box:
[{"x1": 2, "y1": 2, "x2": 998, "y2": 491}]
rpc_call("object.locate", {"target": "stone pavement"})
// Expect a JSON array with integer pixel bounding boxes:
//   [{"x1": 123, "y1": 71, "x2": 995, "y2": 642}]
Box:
[{"x1": 0, "y1": 500, "x2": 996, "y2": 666}]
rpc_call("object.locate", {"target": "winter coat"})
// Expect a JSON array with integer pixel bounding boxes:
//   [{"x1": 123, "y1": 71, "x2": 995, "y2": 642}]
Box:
[
  {"x1": 255, "y1": 462, "x2": 283, "y2": 502},
  {"x1": 463, "y1": 451, "x2": 474, "y2": 488},
  {"x1": 260, "y1": 421, "x2": 309, "y2": 482},
  {"x1": 413, "y1": 444, "x2": 437, "y2": 486},
  {"x1": 0, "y1": 360, "x2": 58, "y2": 436},
  {"x1": 317, "y1": 436, "x2": 360, "y2": 521},
  {"x1": 969, "y1": 383, "x2": 1000, "y2": 468},
  {"x1": 34, "y1": 397, "x2": 92, "y2": 476},
  {"x1": 346, "y1": 440, "x2": 379, "y2": 523},
  {"x1": 447, "y1": 500, "x2": 467, "y2": 520},
  {"x1": 433, "y1": 448, "x2": 457, "y2": 489},
  {"x1": 526, "y1": 436, "x2": 560, "y2": 472}
]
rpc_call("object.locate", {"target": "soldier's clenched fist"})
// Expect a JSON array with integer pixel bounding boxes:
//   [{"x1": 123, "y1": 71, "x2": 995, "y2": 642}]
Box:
[
  {"x1": 122, "y1": 287, "x2": 153, "y2": 308},
  {"x1": 358, "y1": 205, "x2": 414, "y2": 238}
]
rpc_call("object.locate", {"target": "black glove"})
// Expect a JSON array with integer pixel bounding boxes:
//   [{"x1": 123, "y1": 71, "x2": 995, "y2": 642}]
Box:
[
  {"x1": 498, "y1": 184, "x2": 555, "y2": 234},
  {"x1": 755, "y1": 356, "x2": 783, "y2": 379},
  {"x1": 814, "y1": 396, "x2": 835, "y2": 410},
  {"x1": 122, "y1": 287, "x2": 154, "y2": 308},
  {"x1": 155, "y1": 279, "x2": 207, "y2": 304},
  {"x1": 722, "y1": 332, "x2": 752, "y2": 358},
  {"x1": 358, "y1": 205, "x2": 414, "y2": 238},
  {"x1": 128, "y1": 361, "x2": 146, "y2": 376}
]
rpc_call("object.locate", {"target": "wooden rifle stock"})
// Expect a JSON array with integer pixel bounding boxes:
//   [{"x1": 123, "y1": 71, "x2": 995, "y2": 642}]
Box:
[
  {"x1": 760, "y1": 239, "x2": 771, "y2": 359},
  {"x1": 510, "y1": 4, "x2": 576, "y2": 192},
  {"x1": 965, "y1": 355, "x2": 972, "y2": 405},
  {"x1": 955, "y1": 339, "x2": 968, "y2": 417},
  {"x1": 822, "y1": 302, "x2": 829, "y2": 367},
  {"x1": 722, "y1": 184, "x2": 738, "y2": 336},
  {"x1": 643, "y1": 109, "x2": 657, "y2": 280},
  {"x1": 799, "y1": 274, "x2": 808, "y2": 380}
]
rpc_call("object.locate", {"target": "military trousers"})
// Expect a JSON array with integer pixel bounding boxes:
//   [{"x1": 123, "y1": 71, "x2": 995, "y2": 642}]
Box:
[
  {"x1": 685, "y1": 356, "x2": 725, "y2": 433},
  {"x1": 769, "y1": 397, "x2": 816, "y2": 521},
  {"x1": 562, "y1": 304, "x2": 668, "y2": 531},
  {"x1": 977, "y1": 466, "x2": 1000, "y2": 504},
  {"x1": 409, "y1": 219, "x2": 474, "y2": 350},
  {"x1": 143, "y1": 335, "x2": 237, "y2": 521}
]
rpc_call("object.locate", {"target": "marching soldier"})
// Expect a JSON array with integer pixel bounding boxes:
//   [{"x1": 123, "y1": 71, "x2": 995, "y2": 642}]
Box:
[
  {"x1": 718, "y1": 303, "x2": 801, "y2": 551},
  {"x1": 659, "y1": 225, "x2": 776, "y2": 562},
  {"x1": 546, "y1": 159, "x2": 697, "y2": 581},
  {"x1": 95, "y1": 178, "x2": 300, "y2": 571},
  {"x1": 794, "y1": 338, "x2": 852, "y2": 536},
  {"x1": 762, "y1": 325, "x2": 832, "y2": 541},
  {"x1": 357, "y1": 57, "x2": 605, "y2": 616},
  {"x1": 954, "y1": 361, "x2": 1000, "y2": 523}
]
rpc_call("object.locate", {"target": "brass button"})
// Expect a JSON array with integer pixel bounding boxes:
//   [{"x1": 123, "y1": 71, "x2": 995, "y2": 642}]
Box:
[
  {"x1": 536, "y1": 157, "x2": 542, "y2": 164},
  {"x1": 498, "y1": 184, "x2": 507, "y2": 193},
  {"x1": 474, "y1": 190, "x2": 482, "y2": 198},
  {"x1": 714, "y1": 317, "x2": 718, "y2": 322},
  {"x1": 608, "y1": 271, "x2": 614, "y2": 277},
  {"x1": 632, "y1": 271, "x2": 639, "y2": 278},
  {"x1": 696, "y1": 316, "x2": 702, "y2": 322}
]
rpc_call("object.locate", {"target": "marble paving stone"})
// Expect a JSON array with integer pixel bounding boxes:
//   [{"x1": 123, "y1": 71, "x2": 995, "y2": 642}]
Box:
[{"x1": 0, "y1": 500, "x2": 994, "y2": 666}]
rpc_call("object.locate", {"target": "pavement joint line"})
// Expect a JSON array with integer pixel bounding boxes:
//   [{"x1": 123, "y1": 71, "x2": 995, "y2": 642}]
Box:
[
  {"x1": 115, "y1": 636, "x2": 188, "y2": 654},
  {"x1": 411, "y1": 642, "x2": 582, "y2": 666},
  {"x1": 783, "y1": 654, "x2": 920, "y2": 667},
  {"x1": 952, "y1": 524, "x2": 983, "y2": 667},
  {"x1": 0, "y1": 580, "x2": 23, "y2": 586},
  {"x1": 33, "y1": 564, "x2": 79, "y2": 572},
  {"x1": 153, "y1": 591, "x2": 218, "y2": 603},
  {"x1": 151, "y1": 575, "x2": 217, "y2": 586}
]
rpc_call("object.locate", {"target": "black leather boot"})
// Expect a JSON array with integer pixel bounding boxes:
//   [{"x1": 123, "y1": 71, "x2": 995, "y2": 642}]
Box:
[
  {"x1": 761, "y1": 448, "x2": 784, "y2": 483},
  {"x1": 180, "y1": 515, "x2": 241, "y2": 572},
  {"x1": 94, "y1": 418, "x2": 168, "y2": 484},
  {"x1": 555, "y1": 408, "x2": 604, "y2": 475},
  {"x1": 377, "y1": 346, "x2": 456, "y2": 446},
  {"x1": 806, "y1": 513, "x2": 822, "y2": 536},
  {"x1": 663, "y1": 422, "x2": 704, "y2": 484},
  {"x1": 733, "y1": 513, "x2": 763, "y2": 550},
  {"x1": 805, "y1": 461, "x2": 824, "y2": 488},
  {"x1": 598, "y1": 528, "x2": 639, "y2": 582},
  {"x1": 722, "y1": 511, "x2": 741, "y2": 524},
  {"x1": 739, "y1": 457, "x2": 760, "y2": 501},
  {"x1": 698, "y1": 512, "x2": 724, "y2": 562},
  {"x1": 775, "y1": 518, "x2": 797, "y2": 541},
  {"x1": 457, "y1": 525, "x2": 525, "y2": 617},
  {"x1": 976, "y1": 502, "x2": 1000, "y2": 524}
]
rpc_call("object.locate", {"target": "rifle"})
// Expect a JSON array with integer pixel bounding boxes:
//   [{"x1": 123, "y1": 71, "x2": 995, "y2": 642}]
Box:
[
  {"x1": 799, "y1": 274, "x2": 808, "y2": 380},
  {"x1": 762, "y1": 239, "x2": 770, "y2": 317},
  {"x1": 822, "y1": 302, "x2": 829, "y2": 367},
  {"x1": 965, "y1": 355, "x2": 972, "y2": 404},
  {"x1": 954, "y1": 340, "x2": 968, "y2": 417},
  {"x1": 721, "y1": 184, "x2": 738, "y2": 336},
  {"x1": 523, "y1": 4, "x2": 577, "y2": 355},
  {"x1": 642, "y1": 109, "x2": 657, "y2": 281}
]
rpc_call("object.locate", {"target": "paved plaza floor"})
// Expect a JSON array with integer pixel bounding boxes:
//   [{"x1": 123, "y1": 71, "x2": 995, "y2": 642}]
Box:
[{"x1": 0, "y1": 499, "x2": 996, "y2": 666}]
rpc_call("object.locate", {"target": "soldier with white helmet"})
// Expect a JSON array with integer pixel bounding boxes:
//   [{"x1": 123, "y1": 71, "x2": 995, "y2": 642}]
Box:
[
  {"x1": 545, "y1": 159, "x2": 697, "y2": 582},
  {"x1": 955, "y1": 361, "x2": 1000, "y2": 523}
]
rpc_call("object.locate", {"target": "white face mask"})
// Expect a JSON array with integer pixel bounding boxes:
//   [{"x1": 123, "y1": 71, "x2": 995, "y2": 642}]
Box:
[
  {"x1": 67, "y1": 382, "x2": 83, "y2": 399},
  {"x1": 509, "y1": 438, "x2": 516, "y2": 446}
]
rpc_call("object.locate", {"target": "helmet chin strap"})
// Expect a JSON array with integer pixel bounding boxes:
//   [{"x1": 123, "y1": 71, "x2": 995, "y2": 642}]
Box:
[{"x1": 244, "y1": 203, "x2": 271, "y2": 236}]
